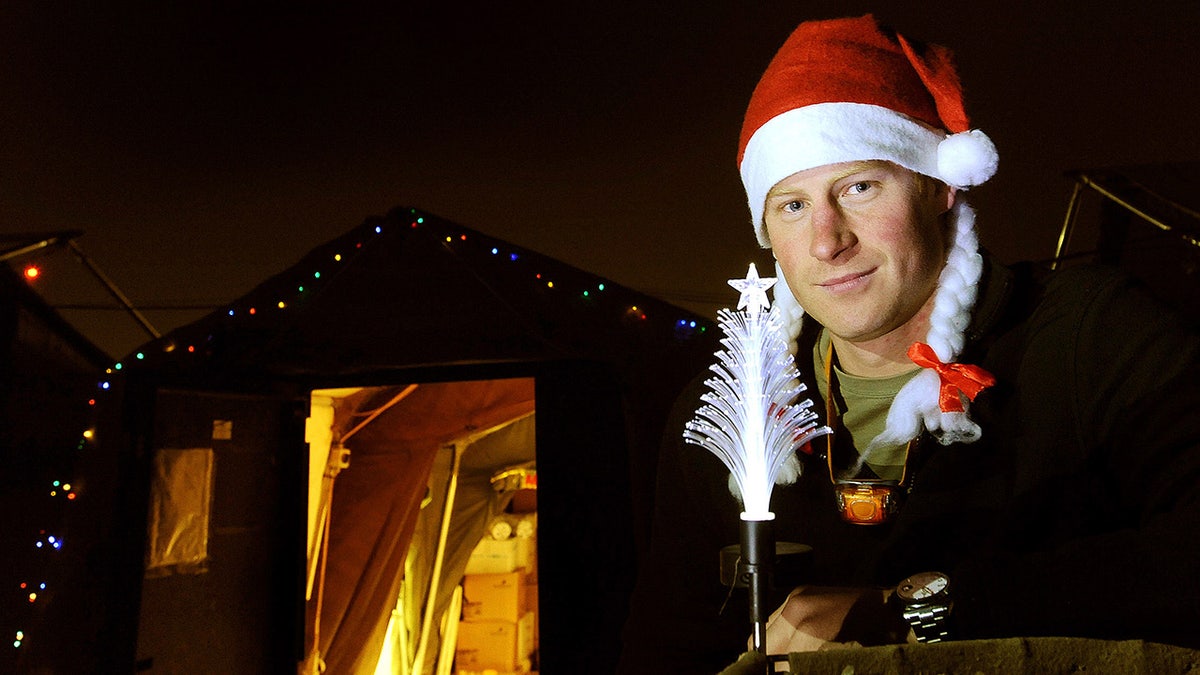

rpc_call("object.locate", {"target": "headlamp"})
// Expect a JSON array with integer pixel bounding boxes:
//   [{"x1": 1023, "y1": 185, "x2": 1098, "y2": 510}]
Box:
[{"x1": 832, "y1": 479, "x2": 904, "y2": 525}]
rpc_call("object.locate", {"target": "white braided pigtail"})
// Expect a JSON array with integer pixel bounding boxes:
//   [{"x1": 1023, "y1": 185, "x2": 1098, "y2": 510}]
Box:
[
  {"x1": 770, "y1": 259, "x2": 806, "y2": 356},
  {"x1": 769, "y1": 259, "x2": 807, "y2": 486},
  {"x1": 865, "y1": 200, "x2": 984, "y2": 455}
]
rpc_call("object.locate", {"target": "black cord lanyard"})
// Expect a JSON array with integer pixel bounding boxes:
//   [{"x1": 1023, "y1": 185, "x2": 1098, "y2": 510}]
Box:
[{"x1": 823, "y1": 339, "x2": 913, "y2": 525}]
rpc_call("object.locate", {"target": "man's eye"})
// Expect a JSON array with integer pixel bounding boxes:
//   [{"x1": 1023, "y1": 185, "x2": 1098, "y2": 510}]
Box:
[
  {"x1": 782, "y1": 200, "x2": 804, "y2": 213},
  {"x1": 846, "y1": 181, "x2": 872, "y2": 196}
]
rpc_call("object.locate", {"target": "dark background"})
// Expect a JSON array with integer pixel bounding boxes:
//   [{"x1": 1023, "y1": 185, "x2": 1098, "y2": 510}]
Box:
[{"x1": 3, "y1": 2, "x2": 1198, "y2": 359}]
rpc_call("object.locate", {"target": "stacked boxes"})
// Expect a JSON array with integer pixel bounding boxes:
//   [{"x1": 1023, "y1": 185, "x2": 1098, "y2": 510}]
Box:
[
  {"x1": 462, "y1": 571, "x2": 526, "y2": 622},
  {"x1": 455, "y1": 608, "x2": 535, "y2": 673},
  {"x1": 457, "y1": 514, "x2": 538, "y2": 674}
]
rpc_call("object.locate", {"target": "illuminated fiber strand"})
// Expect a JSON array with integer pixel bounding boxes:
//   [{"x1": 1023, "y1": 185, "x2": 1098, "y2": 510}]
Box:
[{"x1": 683, "y1": 264, "x2": 829, "y2": 519}]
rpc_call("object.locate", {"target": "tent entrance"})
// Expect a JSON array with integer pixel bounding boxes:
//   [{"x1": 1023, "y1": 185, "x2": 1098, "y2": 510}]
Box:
[
  {"x1": 129, "y1": 359, "x2": 636, "y2": 674},
  {"x1": 304, "y1": 378, "x2": 538, "y2": 675}
]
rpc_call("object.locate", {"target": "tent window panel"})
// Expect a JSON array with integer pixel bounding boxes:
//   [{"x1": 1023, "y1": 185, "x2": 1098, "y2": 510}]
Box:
[{"x1": 145, "y1": 447, "x2": 215, "y2": 576}]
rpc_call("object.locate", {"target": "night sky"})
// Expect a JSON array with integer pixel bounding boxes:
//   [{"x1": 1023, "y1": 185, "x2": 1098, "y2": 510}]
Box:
[{"x1": 3, "y1": 2, "x2": 1198, "y2": 358}]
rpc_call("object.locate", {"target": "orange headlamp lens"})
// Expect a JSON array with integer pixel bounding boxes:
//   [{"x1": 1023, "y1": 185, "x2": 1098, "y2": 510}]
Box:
[{"x1": 833, "y1": 480, "x2": 903, "y2": 525}]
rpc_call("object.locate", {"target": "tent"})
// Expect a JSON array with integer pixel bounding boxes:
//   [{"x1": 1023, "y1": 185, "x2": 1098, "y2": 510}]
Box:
[{"x1": 98, "y1": 206, "x2": 719, "y2": 674}]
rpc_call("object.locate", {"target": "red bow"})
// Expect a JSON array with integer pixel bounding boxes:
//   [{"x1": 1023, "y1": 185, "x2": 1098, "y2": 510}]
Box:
[{"x1": 907, "y1": 342, "x2": 996, "y2": 413}]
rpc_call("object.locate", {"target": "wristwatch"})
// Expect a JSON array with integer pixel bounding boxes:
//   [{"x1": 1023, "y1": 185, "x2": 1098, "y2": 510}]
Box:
[{"x1": 894, "y1": 571, "x2": 952, "y2": 643}]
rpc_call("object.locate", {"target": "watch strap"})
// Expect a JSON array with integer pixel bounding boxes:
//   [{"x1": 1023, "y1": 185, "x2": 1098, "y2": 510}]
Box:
[{"x1": 901, "y1": 602, "x2": 951, "y2": 643}]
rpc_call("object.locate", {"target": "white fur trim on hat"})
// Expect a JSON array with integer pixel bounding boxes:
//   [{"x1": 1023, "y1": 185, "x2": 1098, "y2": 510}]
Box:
[
  {"x1": 741, "y1": 102, "x2": 943, "y2": 247},
  {"x1": 740, "y1": 102, "x2": 997, "y2": 248}
]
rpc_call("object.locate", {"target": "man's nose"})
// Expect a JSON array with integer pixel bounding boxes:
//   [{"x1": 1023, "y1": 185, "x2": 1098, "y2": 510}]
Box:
[{"x1": 808, "y1": 202, "x2": 856, "y2": 261}]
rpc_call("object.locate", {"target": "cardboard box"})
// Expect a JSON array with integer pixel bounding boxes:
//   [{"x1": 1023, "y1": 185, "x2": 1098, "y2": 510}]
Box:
[
  {"x1": 465, "y1": 536, "x2": 535, "y2": 575},
  {"x1": 463, "y1": 571, "x2": 526, "y2": 622},
  {"x1": 455, "y1": 612, "x2": 535, "y2": 672}
]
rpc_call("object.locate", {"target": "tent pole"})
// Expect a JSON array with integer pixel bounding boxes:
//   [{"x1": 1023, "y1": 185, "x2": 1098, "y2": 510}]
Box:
[
  {"x1": 412, "y1": 444, "x2": 465, "y2": 675},
  {"x1": 300, "y1": 478, "x2": 335, "y2": 675},
  {"x1": 1052, "y1": 181, "x2": 1084, "y2": 270},
  {"x1": 66, "y1": 239, "x2": 161, "y2": 340},
  {"x1": 300, "y1": 445, "x2": 351, "y2": 674},
  {"x1": 306, "y1": 477, "x2": 334, "y2": 599},
  {"x1": 307, "y1": 444, "x2": 351, "y2": 598},
  {"x1": 434, "y1": 586, "x2": 463, "y2": 675},
  {"x1": 342, "y1": 385, "x2": 419, "y2": 442},
  {"x1": 1077, "y1": 173, "x2": 1200, "y2": 248}
]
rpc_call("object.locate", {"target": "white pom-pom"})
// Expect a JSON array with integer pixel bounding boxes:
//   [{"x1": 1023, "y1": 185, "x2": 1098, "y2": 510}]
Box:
[{"x1": 937, "y1": 130, "x2": 999, "y2": 188}]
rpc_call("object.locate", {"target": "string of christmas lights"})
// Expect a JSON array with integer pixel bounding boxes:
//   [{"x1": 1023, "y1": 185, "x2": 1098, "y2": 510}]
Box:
[
  {"x1": 3, "y1": 385, "x2": 100, "y2": 661},
  {"x1": 117, "y1": 207, "x2": 713, "y2": 366}
]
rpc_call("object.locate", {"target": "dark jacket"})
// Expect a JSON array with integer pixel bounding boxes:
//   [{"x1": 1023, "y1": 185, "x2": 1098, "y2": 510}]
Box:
[{"x1": 619, "y1": 258, "x2": 1200, "y2": 674}]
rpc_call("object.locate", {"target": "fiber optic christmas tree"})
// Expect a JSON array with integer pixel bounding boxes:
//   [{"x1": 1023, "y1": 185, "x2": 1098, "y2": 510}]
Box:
[{"x1": 683, "y1": 263, "x2": 829, "y2": 654}]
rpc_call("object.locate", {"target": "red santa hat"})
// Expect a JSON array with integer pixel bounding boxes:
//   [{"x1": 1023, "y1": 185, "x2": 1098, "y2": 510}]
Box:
[
  {"x1": 740, "y1": 15, "x2": 999, "y2": 454},
  {"x1": 739, "y1": 14, "x2": 997, "y2": 247}
]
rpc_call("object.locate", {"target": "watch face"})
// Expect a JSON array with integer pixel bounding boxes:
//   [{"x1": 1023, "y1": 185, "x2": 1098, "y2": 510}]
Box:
[{"x1": 897, "y1": 571, "x2": 949, "y2": 602}]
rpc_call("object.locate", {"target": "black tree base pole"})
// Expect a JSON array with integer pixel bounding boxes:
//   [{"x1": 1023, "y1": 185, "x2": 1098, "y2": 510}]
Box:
[{"x1": 740, "y1": 515, "x2": 775, "y2": 656}]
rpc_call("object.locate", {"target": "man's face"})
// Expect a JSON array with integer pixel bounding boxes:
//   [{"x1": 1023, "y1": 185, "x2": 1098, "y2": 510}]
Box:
[{"x1": 764, "y1": 160, "x2": 954, "y2": 345}]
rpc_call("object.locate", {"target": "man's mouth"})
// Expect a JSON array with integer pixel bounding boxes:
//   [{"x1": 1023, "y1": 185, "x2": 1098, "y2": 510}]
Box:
[{"x1": 818, "y1": 268, "x2": 875, "y2": 291}]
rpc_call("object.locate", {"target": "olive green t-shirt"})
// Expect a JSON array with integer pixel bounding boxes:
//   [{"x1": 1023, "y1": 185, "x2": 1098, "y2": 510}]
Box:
[{"x1": 813, "y1": 329, "x2": 919, "y2": 481}]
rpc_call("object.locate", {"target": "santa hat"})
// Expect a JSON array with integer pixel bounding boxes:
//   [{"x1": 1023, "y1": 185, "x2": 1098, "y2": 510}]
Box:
[{"x1": 739, "y1": 15, "x2": 998, "y2": 455}]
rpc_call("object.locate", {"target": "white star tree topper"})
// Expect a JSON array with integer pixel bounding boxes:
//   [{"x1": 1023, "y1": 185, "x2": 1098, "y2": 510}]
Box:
[
  {"x1": 684, "y1": 263, "x2": 829, "y2": 519},
  {"x1": 727, "y1": 262, "x2": 776, "y2": 317}
]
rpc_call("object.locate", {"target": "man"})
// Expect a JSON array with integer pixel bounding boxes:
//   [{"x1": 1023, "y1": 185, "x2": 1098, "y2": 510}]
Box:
[{"x1": 619, "y1": 14, "x2": 1200, "y2": 674}]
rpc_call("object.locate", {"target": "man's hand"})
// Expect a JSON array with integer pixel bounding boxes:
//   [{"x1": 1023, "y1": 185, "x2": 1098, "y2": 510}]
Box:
[{"x1": 761, "y1": 585, "x2": 913, "y2": 654}]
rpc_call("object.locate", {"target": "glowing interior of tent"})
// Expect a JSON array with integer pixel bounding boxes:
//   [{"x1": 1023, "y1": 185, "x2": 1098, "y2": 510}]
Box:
[{"x1": 306, "y1": 378, "x2": 539, "y2": 675}]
